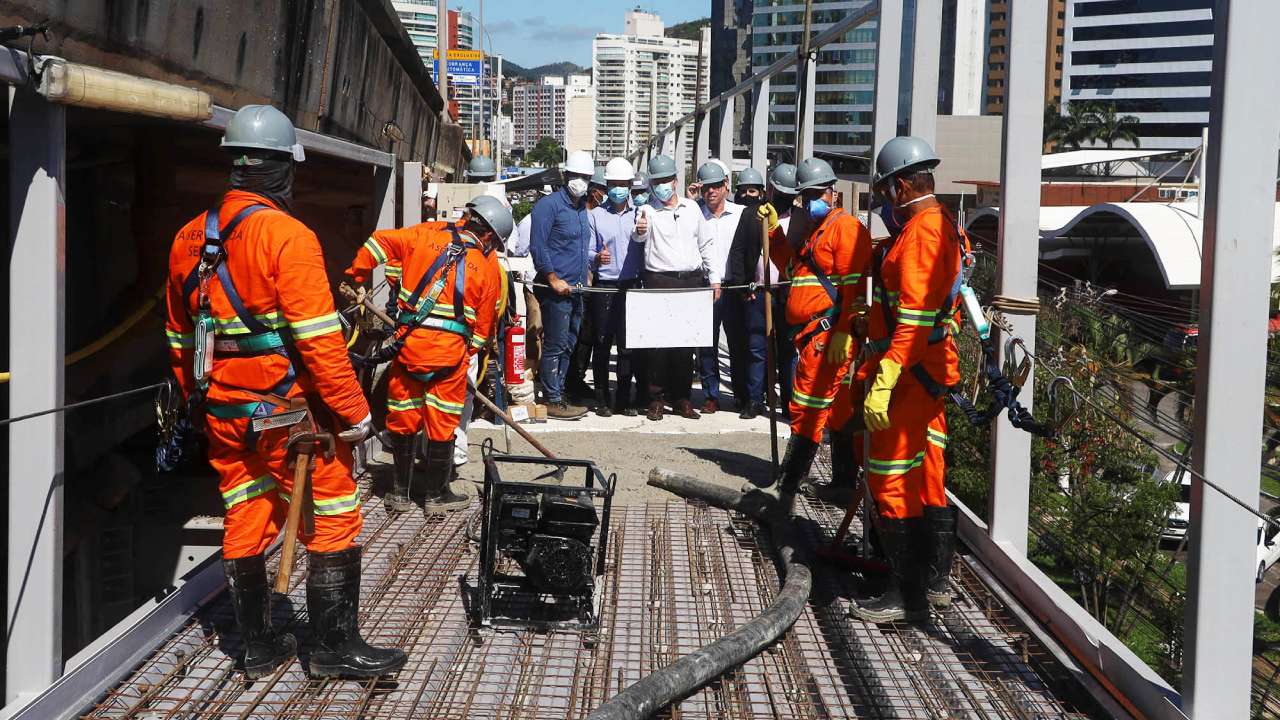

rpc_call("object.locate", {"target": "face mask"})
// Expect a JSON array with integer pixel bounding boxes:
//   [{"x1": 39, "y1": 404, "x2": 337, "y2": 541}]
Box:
[
  {"x1": 608, "y1": 186, "x2": 630, "y2": 205},
  {"x1": 566, "y1": 177, "x2": 589, "y2": 198},
  {"x1": 632, "y1": 192, "x2": 650, "y2": 206},
  {"x1": 807, "y1": 197, "x2": 831, "y2": 221},
  {"x1": 652, "y1": 181, "x2": 675, "y2": 202},
  {"x1": 736, "y1": 190, "x2": 763, "y2": 205},
  {"x1": 880, "y1": 202, "x2": 903, "y2": 238}
]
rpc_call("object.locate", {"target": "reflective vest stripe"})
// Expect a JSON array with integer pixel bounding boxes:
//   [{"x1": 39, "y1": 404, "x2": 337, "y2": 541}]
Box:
[{"x1": 222, "y1": 475, "x2": 276, "y2": 509}]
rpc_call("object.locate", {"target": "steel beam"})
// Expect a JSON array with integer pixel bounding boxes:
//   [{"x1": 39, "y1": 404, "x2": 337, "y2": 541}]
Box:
[
  {"x1": 403, "y1": 161, "x2": 423, "y2": 227},
  {"x1": 751, "y1": 79, "x2": 770, "y2": 173},
  {"x1": 718, "y1": 95, "x2": 735, "y2": 163},
  {"x1": 988, "y1": 0, "x2": 1049, "y2": 556},
  {"x1": 1183, "y1": 1, "x2": 1280, "y2": 716},
  {"x1": 6, "y1": 87, "x2": 66, "y2": 705},
  {"x1": 871, "y1": 3, "x2": 904, "y2": 157},
  {"x1": 910, "y1": 0, "x2": 942, "y2": 145},
  {"x1": 206, "y1": 106, "x2": 395, "y2": 168}
]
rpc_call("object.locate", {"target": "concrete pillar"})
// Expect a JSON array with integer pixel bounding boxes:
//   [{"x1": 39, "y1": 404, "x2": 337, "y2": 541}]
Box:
[
  {"x1": 695, "y1": 112, "x2": 711, "y2": 173},
  {"x1": 910, "y1": 0, "x2": 942, "y2": 145},
  {"x1": 402, "y1": 161, "x2": 423, "y2": 227},
  {"x1": 719, "y1": 95, "x2": 735, "y2": 163},
  {"x1": 797, "y1": 54, "x2": 816, "y2": 159},
  {"x1": 1183, "y1": 1, "x2": 1280, "y2": 716},
  {"x1": 872, "y1": 4, "x2": 904, "y2": 157},
  {"x1": 673, "y1": 124, "x2": 688, "y2": 196},
  {"x1": 6, "y1": 88, "x2": 67, "y2": 704},
  {"x1": 752, "y1": 79, "x2": 770, "y2": 173},
  {"x1": 988, "y1": 0, "x2": 1049, "y2": 556}
]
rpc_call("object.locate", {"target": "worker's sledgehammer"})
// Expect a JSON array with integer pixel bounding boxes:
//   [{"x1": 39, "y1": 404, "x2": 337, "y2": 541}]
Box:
[{"x1": 339, "y1": 283, "x2": 557, "y2": 460}]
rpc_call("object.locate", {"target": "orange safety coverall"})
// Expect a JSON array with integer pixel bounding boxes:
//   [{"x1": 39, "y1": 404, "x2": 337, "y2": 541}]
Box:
[
  {"x1": 347, "y1": 224, "x2": 502, "y2": 443},
  {"x1": 768, "y1": 209, "x2": 873, "y2": 443},
  {"x1": 165, "y1": 191, "x2": 369, "y2": 559},
  {"x1": 857, "y1": 205, "x2": 966, "y2": 519}
]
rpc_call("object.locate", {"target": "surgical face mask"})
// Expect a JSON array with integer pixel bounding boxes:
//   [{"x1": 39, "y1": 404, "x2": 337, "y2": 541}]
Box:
[
  {"x1": 807, "y1": 197, "x2": 831, "y2": 222},
  {"x1": 632, "y1": 191, "x2": 650, "y2": 206},
  {"x1": 652, "y1": 181, "x2": 675, "y2": 202},
  {"x1": 566, "y1": 177, "x2": 589, "y2": 198},
  {"x1": 880, "y1": 202, "x2": 903, "y2": 238},
  {"x1": 608, "y1": 186, "x2": 630, "y2": 205}
]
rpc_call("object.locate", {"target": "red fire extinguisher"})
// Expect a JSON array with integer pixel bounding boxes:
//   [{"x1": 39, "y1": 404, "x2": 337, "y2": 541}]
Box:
[{"x1": 505, "y1": 316, "x2": 526, "y2": 379}]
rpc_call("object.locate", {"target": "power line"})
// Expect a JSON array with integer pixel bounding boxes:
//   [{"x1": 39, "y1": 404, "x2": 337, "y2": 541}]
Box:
[{"x1": 0, "y1": 382, "x2": 168, "y2": 427}]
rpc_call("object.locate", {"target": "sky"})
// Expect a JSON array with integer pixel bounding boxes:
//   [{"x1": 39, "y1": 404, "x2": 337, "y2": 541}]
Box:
[{"x1": 448, "y1": 0, "x2": 710, "y2": 68}]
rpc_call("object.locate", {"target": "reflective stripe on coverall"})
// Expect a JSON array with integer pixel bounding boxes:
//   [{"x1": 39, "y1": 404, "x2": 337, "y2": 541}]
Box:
[
  {"x1": 857, "y1": 205, "x2": 963, "y2": 519},
  {"x1": 347, "y1": 223, "x2": 502, "y2": 444},
  {"x1": 165, "y1": 190, "x2": 369, "y2": 559},
  {"x1": 767, "y1": 208, "x2": 873, "y2": 443}
]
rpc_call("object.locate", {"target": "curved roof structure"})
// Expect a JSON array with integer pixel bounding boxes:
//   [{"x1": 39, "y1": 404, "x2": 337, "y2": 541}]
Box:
[{"x1": 966, "y1": 202, "x2": 1280, "y2": 290}]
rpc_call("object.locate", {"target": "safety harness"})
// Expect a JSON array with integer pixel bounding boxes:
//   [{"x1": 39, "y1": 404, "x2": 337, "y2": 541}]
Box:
[
  {"x1": 867, "y1": 207, "x2": 1054, "y2": 438},
  {"x1": 789, "y1": 208, "x2": 849, "y2": 348},
  {"x1": 350, "y1": 225, "x2": 481, "y2": 375},
  {"x1": 183, "y1": 203, "x2": 303, "y2": 449}
]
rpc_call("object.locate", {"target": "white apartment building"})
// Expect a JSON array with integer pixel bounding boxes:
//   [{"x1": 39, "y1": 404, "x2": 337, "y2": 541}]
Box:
[
  {"x1": 1063, "y1": 0, "x2": 1214, "y2": 150},
  {"x1": 565, "y1": 74, "x2": 596, "y2": 155},
  {"x1": 593, "y1": 11, "x2": 711, "y2": 159},
  {"x1": 392, "y1": 1, "x2": 483, "y2": 135}
]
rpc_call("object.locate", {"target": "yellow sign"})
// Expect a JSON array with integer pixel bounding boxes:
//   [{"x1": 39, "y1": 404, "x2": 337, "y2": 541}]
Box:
[{"x1": 432, "y1": 49, "x2": 484, "y2": 61}]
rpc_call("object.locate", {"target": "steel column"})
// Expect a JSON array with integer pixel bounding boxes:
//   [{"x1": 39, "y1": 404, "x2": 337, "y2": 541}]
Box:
[
  {"x1": 402, "y1": 161, "x2": 423, "y2": 227},
  {"x1": 695, "y1": 113, "x2": 711, "y2": 171},
  {"x1": 1183, "y1": 1, "x2": 1280, "y2": 716},
  {"x1": 871, "y1": 3, "x2": 904, "y2": 156},
  {"x1": 988, "y1": 0, "x2": 1049, "y2": 556},
  {"x1": 6, "y1": 88, "x2": 67, "y2": 704},
  {"x1": 718, "y1": 95, "x2": 735, "y2": 162},
  {"x1": 909, "y1": 0, "x2": 942, "y2": 144},
  {"x1": 751, "y1": 79, "x2": 770, "y2": 172}
]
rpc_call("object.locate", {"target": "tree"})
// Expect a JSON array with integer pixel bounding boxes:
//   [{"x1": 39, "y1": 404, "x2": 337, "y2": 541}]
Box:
[
  {"x1": 1043, "y1": 103, "x2": 1069, "y2": 151},
  {"x1": 524, "y1": 136, "x2": 564, "y2": 168},
  {"x1": 1091, "y1": 104, "x2": 1142, "y2": 149},
  {"x1": 1048, "y1": 101, "x2": 1102, "y2": 151}
]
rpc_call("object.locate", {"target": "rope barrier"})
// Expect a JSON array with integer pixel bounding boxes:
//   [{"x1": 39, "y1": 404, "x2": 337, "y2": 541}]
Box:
[
  {"x1": 511, "y1": 277, "x2": 792, "y2": 294},
  {"x1": 0, "y1": 381, "x2": 168, "y2": 427}
]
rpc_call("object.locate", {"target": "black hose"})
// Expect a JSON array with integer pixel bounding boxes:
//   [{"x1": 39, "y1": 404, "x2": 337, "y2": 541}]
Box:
[{"x1": 586, "y1": 469, "x2": 813, "y2": 720}]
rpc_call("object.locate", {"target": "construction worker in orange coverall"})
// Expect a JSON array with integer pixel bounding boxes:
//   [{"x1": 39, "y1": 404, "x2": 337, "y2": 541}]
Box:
[
  {"x1": 851, "y1": 136, "x2": 966, "y2": 624},
  {"x1": 165, "y1": 105, "x2": 405, "y2": 680},
  {"x1": 758, "y1": 157, "x2": 872, "y2": 504},
  {"x1": 346, "y1": 195, "x2": 512, "y2": 514}
]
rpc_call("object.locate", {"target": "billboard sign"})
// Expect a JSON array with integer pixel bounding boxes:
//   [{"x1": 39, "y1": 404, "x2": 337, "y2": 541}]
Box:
[{"x1": 431, "y1": 49, "x2": 484, "y2": 86}]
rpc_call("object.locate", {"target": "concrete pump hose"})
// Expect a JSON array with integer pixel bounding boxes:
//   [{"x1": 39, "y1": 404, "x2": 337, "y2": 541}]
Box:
[{"x1": 587, "y1": 469, "x2": 813, "y2": 720}]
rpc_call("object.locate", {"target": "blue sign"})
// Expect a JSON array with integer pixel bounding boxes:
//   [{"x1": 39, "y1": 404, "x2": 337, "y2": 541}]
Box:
[{"x1": 432, "y1": 59, "x2": 483, "y2": 86}]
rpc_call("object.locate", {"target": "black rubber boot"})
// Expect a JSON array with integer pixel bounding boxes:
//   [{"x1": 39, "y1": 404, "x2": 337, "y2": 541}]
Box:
[
  {"x1": 384, "y1": 433, "x2": 416, "y2": 513},
  {"x1": 224, "y1": 554, "x2": 296, "y2": 680},
  {"x1": 850, "y1": 517, "x2": 929, "y2": 624},
  {"x1": 305, "y1": 546, "x2": 408, "y2": 679},
  {"x1": 776, "y1": 434, "x2": 820, "y2": 493},
  {"x1": 923, "y1": 504, "x2": 958, "y2": 609},
  {"x1": 422, "y1": 438, "x2": 470, "y2": 513},
  {"x1": 811, "y1": 426, "x2": 859, "y2": 505}
]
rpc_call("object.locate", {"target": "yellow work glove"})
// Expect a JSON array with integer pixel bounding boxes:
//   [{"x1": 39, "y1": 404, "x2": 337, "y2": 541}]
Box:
[
  {"x1": 864, "y1": 358, "x2": 903, "y2": 432},
  {"x1": 824, "y1": 330, "x2": 853, "y2": 366},
  {"x1": 757, "y1": 202, "x2": 779, "y2": 232}
]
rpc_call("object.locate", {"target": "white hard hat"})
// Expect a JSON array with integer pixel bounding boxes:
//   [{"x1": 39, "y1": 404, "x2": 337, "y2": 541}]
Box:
[
  {"x1": 564, "y1": 150, "x2": 594, "y2": 176},
  {"x1": 604, "y1": 157, "x2": 635, "y2": 182}
]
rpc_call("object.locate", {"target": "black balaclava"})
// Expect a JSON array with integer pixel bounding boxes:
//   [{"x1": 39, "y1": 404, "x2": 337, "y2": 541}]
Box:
[
  {"x1": 229, "y1": 150, "x2": 296, "y2": 211},
  {"x1": 735, "y1": 188, "x2": 765, "y2": 206}
]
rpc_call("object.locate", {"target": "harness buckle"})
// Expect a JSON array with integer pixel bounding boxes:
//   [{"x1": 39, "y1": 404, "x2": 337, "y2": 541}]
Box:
[{"x1": 817, "y1": 316, "x2": 833, "y2": 333}]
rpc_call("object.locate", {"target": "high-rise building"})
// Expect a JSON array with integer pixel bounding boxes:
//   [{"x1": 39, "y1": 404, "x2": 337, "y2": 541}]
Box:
[
  {"x1": 512, "y1": 79, "x2": 567, "y2": 153},
  {"x1": 593, "y1": 11, "x2": 711, "y2": 159},
  {"x1": 750, "y1": 1, "x2": 878, "y2": 155},
  {"x1": 985, "y1": 0, "x2": 1066, "y2": 115},
  {"x1": 711, "y1": 0, "x2": 754, "y2": 153},
  {"x1": 392, "y1": 1, "x2": 483, "y2": 134},
  {"x1": 1062, "y1": 0, "x2": 1213, "y2": 150},
  {"x1": 564, "y1": 74, "x2": 596, "y2": 156}
]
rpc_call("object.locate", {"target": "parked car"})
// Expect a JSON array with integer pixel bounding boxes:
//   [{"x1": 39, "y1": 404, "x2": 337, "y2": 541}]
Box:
[{"x1": 1161, "y1": 469, "x2": 1192, "y2": 542}]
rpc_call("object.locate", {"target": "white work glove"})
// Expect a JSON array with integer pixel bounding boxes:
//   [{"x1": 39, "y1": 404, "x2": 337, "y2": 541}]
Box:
[{"x1": 338, "y1": 413, "x2": 373, "y2": 443}]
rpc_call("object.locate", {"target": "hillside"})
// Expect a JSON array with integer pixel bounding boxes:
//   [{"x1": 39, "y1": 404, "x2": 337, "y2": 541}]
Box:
[
  {"x1": 503, "y1": 60, "x2": 587, "y2": 81},
  {"x1": 665, "y1": 17, "x2": 710, "y2": 41}
]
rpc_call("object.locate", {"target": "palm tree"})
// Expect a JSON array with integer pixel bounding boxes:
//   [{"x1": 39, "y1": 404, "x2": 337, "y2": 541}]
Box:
[
  {"x1": 1048, "y1": 101, "x2": 1102, "y2": 151},
  {"x1": 1091, "y1": 104, "x2": 1142, "y2": 149},
  {"x1": 1043, "y1": 103, "x2": 1069, "y2": 152}
]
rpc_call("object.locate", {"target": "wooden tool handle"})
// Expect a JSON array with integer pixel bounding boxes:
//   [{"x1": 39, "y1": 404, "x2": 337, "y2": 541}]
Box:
[{"x1": 274, "y1": 450, "x2": 312, "y2": 594}]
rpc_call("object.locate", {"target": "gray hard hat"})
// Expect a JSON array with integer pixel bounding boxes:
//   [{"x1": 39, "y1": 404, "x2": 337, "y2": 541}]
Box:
[
  {"x1": 468, "y1": 155, "x2": 497, "y2": 179},
  {"x1": 795, "y1": 157, "x2": 837, "y2": 191},
  {"x1": 590, "y1": 166, "x2": 608, "y2": 188},
  {"x1": 874, "y1": 136, "x2": 940, "y2": 186},
  {"x1": 737, "y1": 167, "x2": 765, "y2": 188},
  {"x1": 697, "y1": 161, "x2": 728, "y2": 185},
  {"x1": 466, "y1": 195, "x2": 514, "y2": 243},
  {"x1": 647, "y1": 154, "x2": 677, "y2": 180},
  {"x1": 631, "y1": 171, "x2": 650, "y2": 191},
  {"x1": 221, "y1": 104, "x2": 305, "y2": 162},
  {"x1": 769, "y1": 163, "x2": 799, "y2": 194}
]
